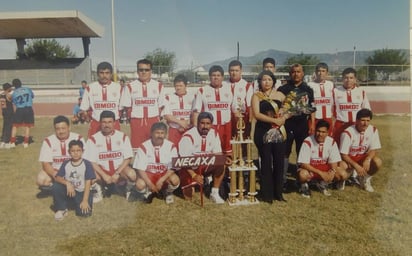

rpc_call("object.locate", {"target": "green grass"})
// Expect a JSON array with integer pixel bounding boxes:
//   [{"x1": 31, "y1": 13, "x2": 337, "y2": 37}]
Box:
[{"x1": 0, "y1": 115, "x2": 411, "y2": 256}]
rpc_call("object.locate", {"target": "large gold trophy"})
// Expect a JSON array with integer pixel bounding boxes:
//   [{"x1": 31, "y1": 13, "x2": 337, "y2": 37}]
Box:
[{"x1": 228, "y1": 99, "x2": 259, "y2": 205}]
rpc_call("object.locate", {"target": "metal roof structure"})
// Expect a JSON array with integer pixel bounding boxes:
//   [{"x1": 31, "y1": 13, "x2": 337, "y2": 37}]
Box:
[
  {"x1": 0, "y1": 10, "x2": 104, "y2": 58},
  {"x1": 0, "y1": 10, "x2": 104, "y2": 39}
]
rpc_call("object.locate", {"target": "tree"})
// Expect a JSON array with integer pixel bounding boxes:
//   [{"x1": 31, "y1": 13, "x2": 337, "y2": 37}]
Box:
[
  {"x1": 366, "y1": 48, "x2": 409, "y2": 80},
  {"x1": 20, "y1": 39, "x2": 76, "y2": 61},
  {"x1": 278, "y1": 53, "x2": 320, "y2": 75},
  {"x1": 144, "y1": 48, "x2": 176, "y2": 75}
]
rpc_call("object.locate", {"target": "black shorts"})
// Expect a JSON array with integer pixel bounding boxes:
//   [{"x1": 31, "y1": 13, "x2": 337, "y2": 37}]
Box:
[{"x1": 13, "y1": 107, "x2": 34, "y2": 125}]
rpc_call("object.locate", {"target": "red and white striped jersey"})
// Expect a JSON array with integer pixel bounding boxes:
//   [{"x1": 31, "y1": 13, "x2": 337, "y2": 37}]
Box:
[
  {"x1": 80, "y1": 81, "x2": 126, "y2": 121},
  {"x1": 38, "y1": 132, "x2": 85, "y2": 170},
  {"x1": 123, "y1": 79, "x2": 165, "y2": 118},
  {"x1": 178, "y1": 127, "x2": 222, "y2": 157},
  {"x1": 84, "y1": 130, "x2": 133, "y2": 174},
  {"x1": 229, "y1": 78, "x2": 253, "y2": 110},
  {"x1": 163, "y1": 92, "x2": 195, "y2": 129},
  {"x1": 339, "y1": 125, "x2": 381, "y2": 158},
  {"x1": 133, "y1": 139, "x2": 177, "y2": 173},
  {"x1": 308, "y1": 80, "x2": 334, "y2": 119},
  {"x1": 333, "y1": 86, "x2": 371, "y2": 123},
  {"x1": 192, "y1": 83, "x2": 233, "y2": 125},
  {"x1": 298, "y1": 135, "x2": 341, "y2": 166}
]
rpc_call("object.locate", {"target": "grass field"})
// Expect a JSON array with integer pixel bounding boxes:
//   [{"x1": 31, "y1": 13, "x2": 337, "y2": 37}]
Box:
[{"x1": 0, "y1": 115, "x2": 411, "y2": 256}]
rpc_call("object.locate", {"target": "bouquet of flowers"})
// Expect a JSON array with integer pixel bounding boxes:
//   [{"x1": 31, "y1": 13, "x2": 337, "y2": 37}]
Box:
[
  {"x1": 281, "y1": 91, "x2": 316, "y2": 118},
  {"x1": 263, "y1": 91, "x2": 315, "y2": 144}
]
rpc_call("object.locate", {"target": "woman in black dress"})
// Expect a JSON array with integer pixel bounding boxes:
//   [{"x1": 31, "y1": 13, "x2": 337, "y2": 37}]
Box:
[{"x1": 251, "y1": 70, "x2": 287, "y2": 203}]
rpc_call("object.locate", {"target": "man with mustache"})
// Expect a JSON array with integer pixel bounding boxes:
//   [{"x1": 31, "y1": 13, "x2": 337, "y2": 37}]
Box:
[
  {"x1": 339, "y1": 108, "x2": 382, "y2": 192},
  {"x1": 178, "y1": 112, "x2": 226, "y2": 204},
  {"x1": 133, "y1": 122, "x2": 180, "y2": 204}
]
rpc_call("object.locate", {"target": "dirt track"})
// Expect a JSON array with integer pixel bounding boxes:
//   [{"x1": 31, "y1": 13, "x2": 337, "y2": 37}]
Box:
[{"x1": 33, "y1": 100, "x2": 410, "y2": 116}]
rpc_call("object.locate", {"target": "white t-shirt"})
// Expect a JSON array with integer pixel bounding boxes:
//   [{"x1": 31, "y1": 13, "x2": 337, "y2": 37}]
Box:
[
  {"x1": 333, "y1": 86, "x2": 371, "y2": 123},
  {"x1": 308, "y1": 80, "x2": 334, "y2": 119},
  {"x1": 339, "y1": 125, "x2": 381, "y2": 158},
  {"x1": 178, "y1": 127, "x2": 222, "y2": 156},
  {"x1": 298, "y1": 135, "x2": 341, "y2": 166}
]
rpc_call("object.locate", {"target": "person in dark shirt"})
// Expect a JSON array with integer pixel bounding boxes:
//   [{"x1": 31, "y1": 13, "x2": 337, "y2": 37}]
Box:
[{"x1": 277, "y1": 64, "x2": 315, "y2": 187}]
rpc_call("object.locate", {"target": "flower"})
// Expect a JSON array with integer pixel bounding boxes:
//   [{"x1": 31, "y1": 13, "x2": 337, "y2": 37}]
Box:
[
  {"x1": 263, "y1": 127, "x2": 284, "y2": 143},
  {"x1": 281, "y1": 91, "x2": 316, "y2": 118}
]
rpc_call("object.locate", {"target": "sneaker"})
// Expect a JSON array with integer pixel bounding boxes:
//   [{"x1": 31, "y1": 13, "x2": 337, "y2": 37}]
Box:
[
  {"x1": 93, "y1": 190, "x2": 103, "y2": 203},
  {"x1": 165, "y1": 193, "x2": 174, "y2": 204},
  {"x1": 54, "y1": 209, "x2": 68, "y2": 221},
  {"x1": 7, "y1": 143, "x2": 15, "y2": 149},
  {"x1": 210, "y1": 192, "x2": 225, "y2": 204},
  {"x1": 92, "y1": 184, "x2": 103, "y2": 203},
  {"x1": 336, "y1": 180, "x2": 346, "y2": 191},
  {"x1": 0, "y1": 142, "x2": 5, "y2": 149},
  {"x1": 316, "y1": 181, "x2": 331, "y2": 196},
  {"x1": 300, "y1": 183, "x2": 311, "y2": 198},
  {"x1": 23, "y1": 143, "x2": 29, "y2": 148},
  {"x1": 144, "y1": 191, "x2": 154, "y2": 204},
  {"x1": 360, "y1": 176, "x2": 374, "y2": 192}
]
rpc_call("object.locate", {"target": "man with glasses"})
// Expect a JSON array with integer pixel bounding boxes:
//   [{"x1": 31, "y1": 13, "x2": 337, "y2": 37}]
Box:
[{"x1": 122, "y1": 59, "x2": 165, "y2": 150}]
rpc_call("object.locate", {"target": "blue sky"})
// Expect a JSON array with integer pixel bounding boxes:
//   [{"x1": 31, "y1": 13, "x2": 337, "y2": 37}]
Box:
[{"x1": 0, "y1": 0, "x2": 409, "y2": 70}]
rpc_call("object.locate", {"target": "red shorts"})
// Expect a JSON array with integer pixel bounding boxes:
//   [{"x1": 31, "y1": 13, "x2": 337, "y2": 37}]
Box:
[
  {"x1": 168, "y1": 126, "x2": 187, "y2": 149},
  {"x1": 213, "y1": 122, "x2": 232, "y2": 154},
  {"x1": 88, "y1": 119, "x2": 120, "y2": 139},
  {"x1": 130, "y1": 117, "x2": 160, "y2": 149},
  {"x1": 146, "y1": 172, "x2": 168, "y2": 189},
  {"x1": 179, "y1": 166, "x2": 208, "y2": 188},
  {"x1": 333, "y1": 120, "x2": 354, "y2": 146},
  {"x1": 307, "y1": 164, "x2": 330, "y2": 180}
]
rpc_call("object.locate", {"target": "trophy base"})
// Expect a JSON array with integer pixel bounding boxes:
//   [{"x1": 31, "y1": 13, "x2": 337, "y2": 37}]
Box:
[{"x1": 227, "y1": 196, "x2": 260, "y2": 206}]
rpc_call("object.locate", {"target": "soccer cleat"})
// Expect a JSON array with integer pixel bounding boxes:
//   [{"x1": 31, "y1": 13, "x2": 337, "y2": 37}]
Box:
[
  {"x1": 54, "y1": 209, "x2": 68, "y2": 221},
  {"x1": 300, "y1": 183, "x2": 311, "y2": 198},
  {"x1": 0, "y1": 142, "x2": 5, "y2": 149},
  {"x1": 23, "y1": 143, "x2": 29, "y2": 148},
  {"x1": 316, "y1": 181, "x2": 331, "y2": 196},
  {"x1": 165, "y1": 193, "x2": 174, "y2": 204},
  {"x1": 144, "y1": 191, "x2": 154, "y2": 204},
  {"x1": 360, "y1": 176, "x2": 374, "y2": 192},
  {"x1": 8, "y1": 143, "x2": 15, "y2": 149},
  {"x1": 210, "y1": 192, "x2": 225, "y2": 204},
  {"x1": 336, "y1": 180, "x2": 346, "y2": 191}
]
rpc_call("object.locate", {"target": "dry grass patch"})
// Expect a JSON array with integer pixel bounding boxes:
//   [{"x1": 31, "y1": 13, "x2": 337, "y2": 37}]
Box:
[{"x1": 0, "y1": 115, "x2": 411, "y2": 255}]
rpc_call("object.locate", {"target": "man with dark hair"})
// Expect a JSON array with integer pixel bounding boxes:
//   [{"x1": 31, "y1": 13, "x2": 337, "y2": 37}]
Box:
[
  {"x1": 278, "y1": 64, "x2": 315, "y2": 185},
  {"x1": 121, "y1": 58, "x2": 165, "y2": 150},
  {"x1": 178, "y1": 112, "x2": 226, "y2": 203},
  {"x1": 308, "y1": 62, "x2": 335, "y2": 136},
  {"x1": 80, "y1": 61, "x2": 127, "y2": 138},
  {"x1": 9, "y1": 78, "x2": 35, "y2": 148},
  {"x1": 79, "y1": 80, "x2": 88, "y2": 98},
  {"x1": 332, "y1": 67, "x2": 371, "y2": 145},
  {"x1": 228, "y1": 60, "x2": 253, "y2": 142},
  {"x1": 192, "y1": 65, "x2": 233, "y2": 157},
  {"x1": 0, "y1": 83, "x2": 13, "y2": 148},
  {"x1": 163, "y1": 74, "x2": 195, "y2": 147},
  {"x1": 339, "y1": 108, "x2": 382, "y2": 192},
  {"x1": 297, "y1": 119, "x2": 348, "y2": 198},
  {"x1": 133, "y1": 122, "x2": 180, "y2": 204},
  {"x1": 37, "y1": 115, "x2": 85, "y2": 196},
  {"x1": 84, "y1": 110, "x2": 137, "y2": 202}
]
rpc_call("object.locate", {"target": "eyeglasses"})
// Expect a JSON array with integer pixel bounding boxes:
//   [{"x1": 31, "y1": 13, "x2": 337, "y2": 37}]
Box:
[{"x1": 138, "y1": 68, "x2": 151, "y2": 72}]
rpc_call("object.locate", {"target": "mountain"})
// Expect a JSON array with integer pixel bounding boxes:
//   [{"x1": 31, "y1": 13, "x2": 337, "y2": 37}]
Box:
[{"x1": 203, "y1": 49, "x2": 408, "y2": 71}]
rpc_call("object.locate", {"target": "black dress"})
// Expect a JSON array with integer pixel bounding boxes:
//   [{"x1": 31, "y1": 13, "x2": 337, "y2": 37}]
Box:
[{"x1": 254, "y1": 99, "x2": 286, "y2": 202}]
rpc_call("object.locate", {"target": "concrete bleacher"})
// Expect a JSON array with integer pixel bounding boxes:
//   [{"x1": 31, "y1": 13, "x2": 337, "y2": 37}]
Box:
[{"x1": 0, "y1": 57, "x2": 91, "y2": 88}]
